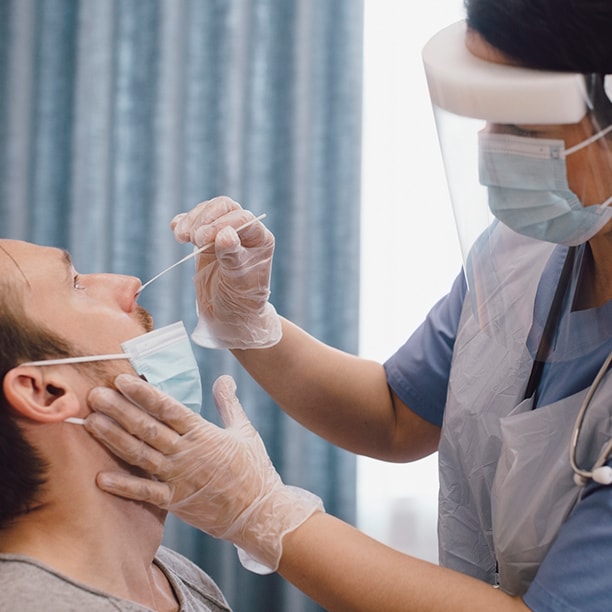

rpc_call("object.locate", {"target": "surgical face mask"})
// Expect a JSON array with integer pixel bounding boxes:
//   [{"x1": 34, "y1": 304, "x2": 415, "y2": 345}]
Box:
[
  {"x1": 479, "y1": 126, "x2": 612, "y2": 245},
  {"x1": 23, "y1": 321, "x2": 202, "y2": 419},
  {"x1": 120, "y1": 321, "x2": 202, "y2": 413}
]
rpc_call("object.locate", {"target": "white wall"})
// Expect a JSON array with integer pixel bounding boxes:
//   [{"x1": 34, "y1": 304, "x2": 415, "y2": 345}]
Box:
[{"x1": 358, "y1": 0, "x2": 465, "y2": 562}]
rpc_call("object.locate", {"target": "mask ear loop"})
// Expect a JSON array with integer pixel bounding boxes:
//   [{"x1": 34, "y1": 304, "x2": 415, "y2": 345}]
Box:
[
  {"x1": 599, "y1": 195, "x2": 612, "y2": 210},
  {"x1": 604, "y1": 75, "x2": 612, "y2": 104},
  {"x1": 65, "y1": 417, "x2": 87, "y2": 425},
  {"x1": 563, "y1": 119, "x2": 612, "y2": 211},
  {"x1": 20, "y1": 354, "x2": 132, "y2": 426},
  {"x1": 563, "y1": 123, "x2": 612, "y2": 157}
]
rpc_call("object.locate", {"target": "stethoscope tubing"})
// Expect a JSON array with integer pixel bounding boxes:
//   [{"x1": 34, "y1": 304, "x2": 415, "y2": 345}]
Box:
[{"x1": 569, "y1": 349, "x2": 612, "y2": 485}]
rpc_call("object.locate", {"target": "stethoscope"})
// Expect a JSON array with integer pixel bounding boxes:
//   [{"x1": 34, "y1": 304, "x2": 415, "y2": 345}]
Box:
[
  {"x1": 524, "y1": 246, "x2": 612, "y2": 488},
  {"x1": 569, "y1": 349, "x2": 612, "y2": 486}
]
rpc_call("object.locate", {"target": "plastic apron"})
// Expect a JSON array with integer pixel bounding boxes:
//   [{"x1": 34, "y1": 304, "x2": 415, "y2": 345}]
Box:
[{"x1": 437, "y1": 222, "x2": 612, "y2": 595}]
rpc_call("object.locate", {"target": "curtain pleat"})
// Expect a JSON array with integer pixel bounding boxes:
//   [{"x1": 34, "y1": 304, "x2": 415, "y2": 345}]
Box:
[{"x1": 0, "y1": 1, "x2": 363, "y2": 610}]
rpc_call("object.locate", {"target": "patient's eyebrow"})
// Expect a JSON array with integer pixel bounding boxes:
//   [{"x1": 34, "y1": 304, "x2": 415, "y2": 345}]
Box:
[
  {"x1": 0, "y1": 244, "x2": 31, "y2": 288},
  {"x1": 61, "y1": 249, "x2": 72, "y2": 267},
  {"x1": 61, "y1": 249, "x2": 74, "y2": 275},
  {"x1": 58, "y1": 249, "x2": 78, "y2": 286}
]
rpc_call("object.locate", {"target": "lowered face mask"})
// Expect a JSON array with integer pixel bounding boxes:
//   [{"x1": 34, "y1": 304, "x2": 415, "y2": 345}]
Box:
[
  {"x1": 22, "y1": 321, "x2": 202, "y2": 420},
  {"x1": 119, "y1": 321, "x2": 202, "y2": 414},
  {"x1": 479, "y1": 125, "x2": 612, "y2": 245}
]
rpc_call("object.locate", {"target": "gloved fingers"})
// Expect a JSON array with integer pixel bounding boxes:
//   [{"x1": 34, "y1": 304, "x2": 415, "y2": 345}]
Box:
[
  {"x1": 85, "y1": 412, "x2": 171, "y2": 478},
  {"x1": 226, "y1": 210, "x2": 274, "y2": 249},
  {"x1": 212, "y1": 375, "x2": 251, "y2": 429},
  {"x1": 192, "y1": 213, "x2": 248, "y2": 275},
  {"x1": 113, "y1": 373, "x2": 202, "y2": 437},
  {"x1": 213, "y1": 225, "x2": 274, "y2": 283},
  {"x1": 87, "y1": 381, "x2": 183, "y2": 452},
  {"x1": 213, "y1": 225, "x2": 244, "y2": 271},
  {"x1": 95, "y1": 470, "x2": 173, "y2": 507},
  {"x1": 193, "y1": 209, "x2": 273, "y2": 253},
  {"x1": 192, "y1": 208, "x2": 257, "y2": 249},
  {"x1": 171, "y1": 196, "x2": 242, "y2": 244}
]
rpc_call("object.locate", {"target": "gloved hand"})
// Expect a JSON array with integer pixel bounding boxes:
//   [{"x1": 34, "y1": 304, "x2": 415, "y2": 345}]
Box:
[
  {"x1": 85, "y1": 373, "x2": 324, "y2": 574},
  {"x1": 172, "y1": 196, "x2": 282, "y2": 349}
]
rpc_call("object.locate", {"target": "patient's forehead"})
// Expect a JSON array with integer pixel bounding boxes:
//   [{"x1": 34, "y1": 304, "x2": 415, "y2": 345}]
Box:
[
  {"x1": 0, "y1": 239, "x2": 33, "y2": 285},
  {"x1": 0, "y1": 240, "x2": 66, "y2": 288}
]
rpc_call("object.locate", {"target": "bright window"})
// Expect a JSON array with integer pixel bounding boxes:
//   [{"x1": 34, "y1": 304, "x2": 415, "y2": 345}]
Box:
[{"x1": 358, "y1": 0, "x2": 464, "y2": 561}]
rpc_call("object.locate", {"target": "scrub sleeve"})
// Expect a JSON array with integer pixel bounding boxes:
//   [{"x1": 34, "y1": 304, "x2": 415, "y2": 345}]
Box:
[{"x1": 384, "y1": 270, "x2": 466, "y2": 428}]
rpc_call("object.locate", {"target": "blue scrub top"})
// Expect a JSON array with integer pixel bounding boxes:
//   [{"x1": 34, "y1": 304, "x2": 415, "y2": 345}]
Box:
[
  {"x1": 385, "y1": 245, "x2": 612, "y2": 424},
  {"x1": 383, "y1": 244, "x2": 612, "y2": 610}
]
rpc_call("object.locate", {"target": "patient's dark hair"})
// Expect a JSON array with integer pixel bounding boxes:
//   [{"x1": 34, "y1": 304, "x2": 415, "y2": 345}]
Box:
[
  {"x1": 465, "y1": 0, "x2": 612, "y2": 127},
  {"x1": 0, "y1": 281, "x2": 74, "y2": 530}
]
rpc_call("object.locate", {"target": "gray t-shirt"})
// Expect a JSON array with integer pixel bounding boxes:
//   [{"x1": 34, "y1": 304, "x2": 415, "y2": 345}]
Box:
[{"x1": 0, "y1": 546, "x2": 231, "y2": 611}]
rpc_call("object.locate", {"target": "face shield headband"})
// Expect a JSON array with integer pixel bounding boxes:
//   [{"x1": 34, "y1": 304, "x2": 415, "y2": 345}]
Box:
[{"x1": 422, "y1": 20, "x2": 590, "y2": 125}]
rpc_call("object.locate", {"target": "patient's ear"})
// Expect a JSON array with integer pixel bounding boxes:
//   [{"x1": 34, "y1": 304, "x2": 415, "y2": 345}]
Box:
[{"x1": 3, "y1": 366, "x2": 81, "y2": 423}]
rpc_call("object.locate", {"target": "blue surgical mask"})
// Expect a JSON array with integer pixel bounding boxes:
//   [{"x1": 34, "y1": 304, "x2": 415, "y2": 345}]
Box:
[
  {"x1": 479, "y1": 127, "x2": 612, "y2": 245},
  {"x1": 22, "y1": 321, "x2": 202, "y2": 417},
  {"x1": 120, "y1": 321, "x2": 202, "y2": 413}
]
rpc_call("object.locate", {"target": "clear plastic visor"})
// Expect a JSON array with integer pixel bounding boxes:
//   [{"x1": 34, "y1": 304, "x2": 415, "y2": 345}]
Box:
[
  {"x1": 422, "y1": 21, "x2": 612, "y2": 356},
  {"x1": 423, "y1": 20, "x2": 612, "y2": 264}
]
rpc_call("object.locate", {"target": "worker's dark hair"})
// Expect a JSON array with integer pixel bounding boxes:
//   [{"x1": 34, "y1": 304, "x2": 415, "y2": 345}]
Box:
[
  {"x1": 465, "y1": 0, "x2": 612, "y2": 72},
  {"x1": 465, "y1": 0, "x2": 612, "y2": 127}
]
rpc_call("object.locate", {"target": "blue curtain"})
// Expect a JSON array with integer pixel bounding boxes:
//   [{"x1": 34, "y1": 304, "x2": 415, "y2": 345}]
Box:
[{"x1": 0, "y1": 0, "x2": 363, "y2": 610}]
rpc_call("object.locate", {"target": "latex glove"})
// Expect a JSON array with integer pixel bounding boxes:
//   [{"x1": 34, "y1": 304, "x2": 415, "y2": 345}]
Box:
[
  {"x1": 172, "y1": 196, "x2": 282, "y2": 349},
  {"x1": 85, "y1": 373, "x2": 324, "y2": 574}
]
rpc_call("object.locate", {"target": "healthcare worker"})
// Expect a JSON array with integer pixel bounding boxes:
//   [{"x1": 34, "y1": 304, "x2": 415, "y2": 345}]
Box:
[{"x1": 85, "y1": 0, "x2": 612, "y2": 610}]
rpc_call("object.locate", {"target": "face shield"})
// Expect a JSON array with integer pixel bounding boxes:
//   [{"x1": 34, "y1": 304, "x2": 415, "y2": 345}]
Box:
[{"x1": 422, "y1": 20, "x2": 612, "y2": 351}]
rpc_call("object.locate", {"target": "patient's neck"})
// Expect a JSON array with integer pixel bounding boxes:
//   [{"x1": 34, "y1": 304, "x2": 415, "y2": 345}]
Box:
[{"x1": 0, "y1": 433, "x2": 174, "y2": 609}]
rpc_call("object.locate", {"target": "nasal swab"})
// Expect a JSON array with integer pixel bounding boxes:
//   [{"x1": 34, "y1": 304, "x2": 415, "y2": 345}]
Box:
[{"x1": 136, "y1": 213, "x2": 267, "y2": 295}]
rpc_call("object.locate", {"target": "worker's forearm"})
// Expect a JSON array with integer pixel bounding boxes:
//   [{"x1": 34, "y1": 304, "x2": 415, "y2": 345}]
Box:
[
  {"x1": 279, "y1": 513, "x2": 529, "y2": 612},
  {"x1": 231, "y1": 318, "x2": 396, "y2": 457}
]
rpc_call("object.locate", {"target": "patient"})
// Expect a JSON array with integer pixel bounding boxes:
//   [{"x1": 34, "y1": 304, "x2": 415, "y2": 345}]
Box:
[{"x1": 0, "y1": 239, "x2": 230, "y2": 611}]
